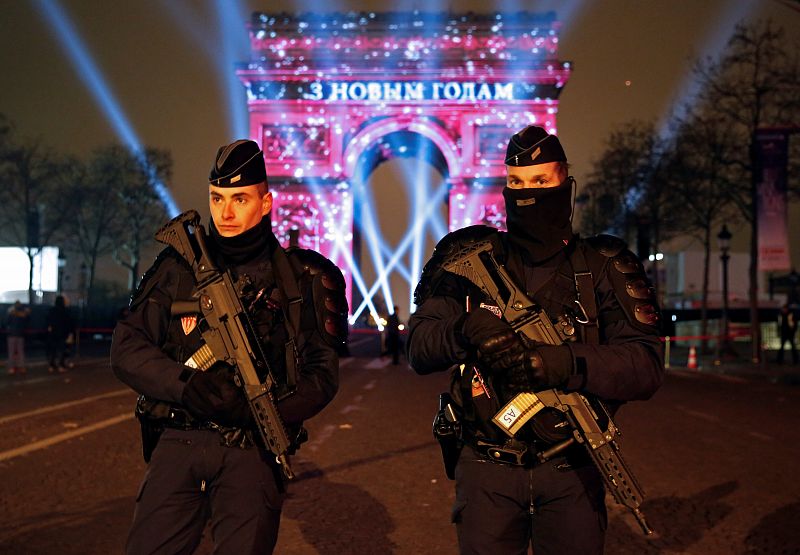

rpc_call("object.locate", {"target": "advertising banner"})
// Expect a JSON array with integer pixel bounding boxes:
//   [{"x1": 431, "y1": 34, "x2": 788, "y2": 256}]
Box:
[{"x1": 756, "y1": 130, "x2": 791, "y2": 272}]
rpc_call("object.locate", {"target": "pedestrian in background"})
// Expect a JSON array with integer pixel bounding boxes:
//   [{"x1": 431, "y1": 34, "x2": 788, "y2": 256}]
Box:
[
  {"x1": 47, "y1": 295, "x2": 75, "y2": 373},
  {"x1": 384, "y1": 305, "x2": 402, "y2": 365},
  {"x1": 777, "y1": 303, "x2": 798, "y2": 364},
  {"x1": 5, "y1": 300, "x2": 30, "y2": 375}
]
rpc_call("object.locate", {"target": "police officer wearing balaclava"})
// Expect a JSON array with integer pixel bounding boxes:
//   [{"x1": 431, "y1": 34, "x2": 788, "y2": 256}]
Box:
[
  {"x1": 111, "y1": 140, "x2": 348, "y2": 554},
  {"x1": 408, "y1": 126, "x2": 664, "y2": 554}
]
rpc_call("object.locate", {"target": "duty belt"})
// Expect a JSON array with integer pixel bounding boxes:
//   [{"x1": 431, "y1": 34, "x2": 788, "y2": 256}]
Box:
[
  {"x1": 471, "y1": 438, "x2": 545, "y2": 467},
  {"x1": 136, "y1": 396, "x2": 217, "y2": 432},
  {"x1": 159, "y1": 409, "x2": 258, "y2": 449},
  {"x1": 470, "y1": 437, "x2": 583, "y2": 468}
]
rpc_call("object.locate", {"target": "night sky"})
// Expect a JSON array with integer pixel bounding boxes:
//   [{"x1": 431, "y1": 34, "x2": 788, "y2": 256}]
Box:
[{"x1": 1, "y1": 0, "x2": 797, "y2": 310}]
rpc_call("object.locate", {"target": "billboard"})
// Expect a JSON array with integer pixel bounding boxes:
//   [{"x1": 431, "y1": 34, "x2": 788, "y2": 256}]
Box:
[{"x1": 0, "y1": 247, "x2": 60, "y2": 299}]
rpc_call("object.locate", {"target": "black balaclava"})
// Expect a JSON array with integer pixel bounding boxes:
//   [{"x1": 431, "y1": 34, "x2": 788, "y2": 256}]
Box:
[
  {"x1": 503, "y1": 179, "x2": 574, "y2": 262},
  {"x1": 503, "y1": 125, "x2": 573, "y2": 262}
]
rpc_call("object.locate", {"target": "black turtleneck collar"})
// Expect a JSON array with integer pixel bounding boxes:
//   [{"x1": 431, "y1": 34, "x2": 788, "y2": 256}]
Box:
[{"x1": 208, "y1": 216, "x2": 278, "y2": 266}]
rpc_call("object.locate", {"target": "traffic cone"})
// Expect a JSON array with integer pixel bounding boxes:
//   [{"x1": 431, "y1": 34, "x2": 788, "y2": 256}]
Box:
[{"x1": 687, "y1": 346, "x2": 698, "y2": 370}]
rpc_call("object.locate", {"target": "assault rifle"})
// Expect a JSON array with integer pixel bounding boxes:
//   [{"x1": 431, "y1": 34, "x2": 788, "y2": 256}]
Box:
[
  {"x1": 155, "y1": 210, "x2": 296, "y2": 479},
  {"x1": 443, "y1": 240, "x2": 653, "y2": 535}
]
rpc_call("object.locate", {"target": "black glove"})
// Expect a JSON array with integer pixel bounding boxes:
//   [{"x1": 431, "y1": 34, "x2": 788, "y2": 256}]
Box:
[
  {"x1": 480, "y1": 335, "x2": 572, "y2": 393},
  {"x1": 181, "y1": 362, "x2": 251, "y2": 427},
  {"x1": 475, "y1": 329, "x2": 525, "y2": 375},
  {"x1": 456, "y1": 307, "x2": 514, "y2": 353}
]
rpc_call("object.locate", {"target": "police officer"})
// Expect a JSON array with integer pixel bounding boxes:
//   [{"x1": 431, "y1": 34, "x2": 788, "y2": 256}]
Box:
[
  {"x1": 407, "y1": 126, "x2": 664, "y2": 554},
  {"x1": 111, "y1": 139, "x2": 347, "y2": 554}
]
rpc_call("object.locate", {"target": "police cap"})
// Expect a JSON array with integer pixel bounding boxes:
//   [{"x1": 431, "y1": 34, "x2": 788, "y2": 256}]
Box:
[
  {"x1": 209, "y1": 139, "x2": 267, "y2": 187},
  {"x1": 504, "y1": 125, "x2": 566, "y2": 167}
]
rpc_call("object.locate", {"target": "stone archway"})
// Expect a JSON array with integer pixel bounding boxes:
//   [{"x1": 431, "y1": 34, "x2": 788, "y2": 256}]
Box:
[
  {"x1": 348, "y1": 126, "x2": 451, "y2": 321},
  {"x1": 237, "y1": 11, "x2": 571, "y2": 313}
]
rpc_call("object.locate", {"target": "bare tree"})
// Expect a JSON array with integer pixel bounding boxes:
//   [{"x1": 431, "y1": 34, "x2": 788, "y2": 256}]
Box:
[
  {"x1": 669, "y1": 110, "x2": 741, "y2": 352},
  {"x1": 694, "y1": 20, "x2": 800, "y2": 362},
  {"x1": 628, "y1": 125, "x2": 688, "y2": 302},
  {"x1": 63, "y1": 147, "x2": 124, "y2": 308},
  {"x1": 103, "y1": 146, "x2": 172, "y2": 292},
  {"x1": 579, "y1": 122, "x2": 654, "y2": 244},
  {"x1": 578, "y1": 121, "x2": 686, "y2": 300},
  {"x1": 0, "y1": 122, "x2": 74, "y2": 303}
]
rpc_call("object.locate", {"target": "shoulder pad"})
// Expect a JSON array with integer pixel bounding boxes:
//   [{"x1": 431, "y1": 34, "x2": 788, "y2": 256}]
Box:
[
  {"x1": 584, "y1": 234, "x2": 627, "y2": 258},
  {"x1": 413, "y1": 225, "x2": 502, "y2": 305},
  {"x1": 286, "y1": 247, "x2": 337, "y2": 276},
  {"x1": 436, "y1": 225, "x2": 500, "y2": 251},
  {"x1": 583, "y1": 240, "x2": 660, "y2": 331},
  {"x1": 129, "y1": 247, "x2": 188, "y2": 310},
  {"x1": 286, "y1": 248, "x2": 349, "y2": 346}
]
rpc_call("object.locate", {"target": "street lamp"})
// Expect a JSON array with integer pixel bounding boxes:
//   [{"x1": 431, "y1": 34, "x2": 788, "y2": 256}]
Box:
[{"x1": 718, "y1": 225, "x2": 732, "y2": 358}]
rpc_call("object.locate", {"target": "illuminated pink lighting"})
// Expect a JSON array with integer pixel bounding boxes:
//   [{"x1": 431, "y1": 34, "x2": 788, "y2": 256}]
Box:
[{"x1": 241, "y1": 12, "x2": 571, "y2": 313}]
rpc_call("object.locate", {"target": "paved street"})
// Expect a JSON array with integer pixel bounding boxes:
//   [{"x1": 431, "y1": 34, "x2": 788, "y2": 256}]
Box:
[{"x1": 1, "y1": 339, "x2": 799, "y2": 554}]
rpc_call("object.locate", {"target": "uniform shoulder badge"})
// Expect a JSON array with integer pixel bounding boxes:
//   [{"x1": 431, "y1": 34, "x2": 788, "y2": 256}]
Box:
[{"x1": 181, "y1": 315, "x2": 198, "y2": 335}]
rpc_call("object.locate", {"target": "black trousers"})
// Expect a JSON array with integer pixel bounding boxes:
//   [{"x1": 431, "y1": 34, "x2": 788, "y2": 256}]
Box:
[
  {"x1": 47, "y1": 336, "x2": 69, "y2": 367},
  {"x1": 127, "y1": 428, "x2": 284, "y2": 555},
  {"x1": 452, "y1": 447, "x2": 607, "y2": 555}
]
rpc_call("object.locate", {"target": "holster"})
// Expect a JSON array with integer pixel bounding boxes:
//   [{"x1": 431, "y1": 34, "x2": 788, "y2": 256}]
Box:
[
  {"x1": 135, "y1": 396, "x2": 167, "y2": 463},
  {"x1": 432, "y1": 393, "x2": 463, "y2": 480}
]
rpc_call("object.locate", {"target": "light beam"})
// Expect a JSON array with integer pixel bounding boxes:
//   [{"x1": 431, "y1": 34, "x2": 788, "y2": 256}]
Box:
[{"x1": 34, "y1": 0, "x2": 179, "y2": 217}]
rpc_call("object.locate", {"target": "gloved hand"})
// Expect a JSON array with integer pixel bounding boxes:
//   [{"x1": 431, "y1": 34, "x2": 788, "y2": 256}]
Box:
[
  {"x1": 181, "y1": 362, "x2": 251, "y2": 427},
  {"x1": 475, "y1": 329, "x2": 526, "y2": 375},
  {"x1": 479, "y1": 335, "x2": 572, "y2": 393},
  {"x1": 456, "y1": 307, "x2": 515, "y2": 353}
]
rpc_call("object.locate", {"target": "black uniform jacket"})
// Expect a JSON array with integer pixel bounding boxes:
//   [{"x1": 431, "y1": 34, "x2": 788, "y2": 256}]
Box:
[
  {"x1": 408, "y1": 232, "x2": 664, "y2": 404},
  {"x1": 110, "y1": 245, "x2": 339, "y2": 426}
]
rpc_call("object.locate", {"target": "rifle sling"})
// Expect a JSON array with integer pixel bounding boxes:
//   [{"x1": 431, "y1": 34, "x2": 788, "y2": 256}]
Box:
[
  {"x1": 272, "y1": 246, "x2": 302, "y2": 390},
  {"x1": 569, "y1": 244, "x2": 599, "y2": 345}
]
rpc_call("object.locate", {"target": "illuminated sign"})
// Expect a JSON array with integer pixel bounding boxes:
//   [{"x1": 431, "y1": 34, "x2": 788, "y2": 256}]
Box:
[
  {"x1": 0, "y1": 247, "x2": 60, "y2": 295},
  {"x1": 314, "y1": 81, "x2": 513, "y2": 101},
  {"x1": 246, "y1": 80, "x2": 554, "y2": 102}
]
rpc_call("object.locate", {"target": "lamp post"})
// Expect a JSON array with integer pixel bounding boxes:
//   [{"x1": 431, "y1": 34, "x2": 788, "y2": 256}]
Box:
[{"x1": 718, "y1": 225, "x2": 732, "y2": 358}]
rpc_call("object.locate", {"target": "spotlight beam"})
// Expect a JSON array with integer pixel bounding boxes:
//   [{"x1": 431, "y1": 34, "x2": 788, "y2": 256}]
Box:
[
  {"x1": 657, "y1": 2, "x2": 755, "y2": 137},
  {"x1": 378, "y1": 243, "x2": 411, "y2": 281},
  {"x1": 160, "y1": 1, "x2": 218, "y2": 62},
  {"x1": 397, "y1": 150, "x2": 448, "y2": 238},
  {"x1": 163, "y1": 0, "x2": 250, "y2": 139},
  {"x1": 301, "y1": 180, "x2": 383, "y2": 325},
  {"x1": 214, "y1": 0, "x2": 250, "y2": 138},
  {"x1": 334, "y1": 225, "x2": 383, "y2": 326},
  {"x1": 409, "y1": 137, "x2": 430, "y2": 311},
  {"x1": 639, "y1": 2, "x2": 756, "y2": 199},
  {"x1": 350, "y1": 179, "x2": 450, "y2": 323},
  {"x1": 354, "y1": 176, "x2": 396, "y2": 314},
  {"x1": 34, "y1": 0, "x2": 179, "y2": 217}
]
